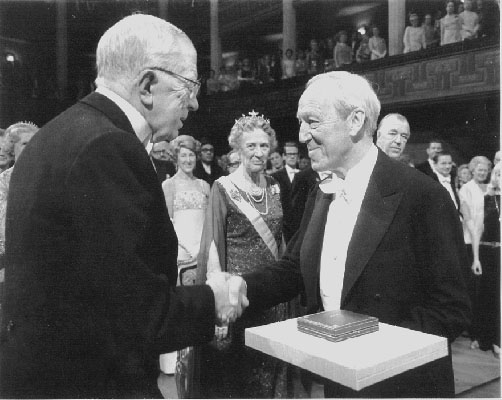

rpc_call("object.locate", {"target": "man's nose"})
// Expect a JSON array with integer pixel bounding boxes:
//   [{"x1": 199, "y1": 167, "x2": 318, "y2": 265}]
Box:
[
  {"x1": 188, "y1": 95, "x2": 199, "y2": 112},
  {"x1": 299, "y1": 124, "x2": 311, "y2": 143}
]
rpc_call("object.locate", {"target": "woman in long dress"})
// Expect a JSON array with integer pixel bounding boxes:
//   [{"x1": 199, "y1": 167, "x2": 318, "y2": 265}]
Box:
[
  {"x1": 440, "y1": 1, "x2": 462, "y2": 45},
  {"x1": 160, "y1": 135, "x2": 209, "y2": 387},
  {"x1": 197, "y1": 111, "x2": 289, "y2": 398}
]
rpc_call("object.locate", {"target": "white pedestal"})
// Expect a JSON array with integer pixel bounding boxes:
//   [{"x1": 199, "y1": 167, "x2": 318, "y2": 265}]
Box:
[{"x1": 245, "y1": 318, "x2": 448, "y2": 391}]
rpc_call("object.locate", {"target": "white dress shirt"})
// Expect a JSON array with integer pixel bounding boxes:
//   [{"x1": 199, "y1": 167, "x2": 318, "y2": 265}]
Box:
[
  {"x1": 318, "y1": 145, "x2": 378, "y2": 311},
  {"x1": 95, "y1": 86, "x2": 152, "y2": 151},
  {"x1": 435, "y1": 172, "x2": 458, "y2": 209},
  {"x1": 285, "y1": 164, "x2": 299, "y2": 183}
]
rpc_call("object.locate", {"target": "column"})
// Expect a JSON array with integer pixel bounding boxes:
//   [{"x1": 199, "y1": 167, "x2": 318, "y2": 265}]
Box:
[
  {"x1": 210, "y1": 0, "x2": 221, "y2": 73},
  {"x1": 159, "y1": 0, "x2": 168, "y2": 20},
  {"x1": 56, "y1": 0, "x2": 68, "y2": 99},
  {"x1": 388, "y1": 0, "x2": 405, "y2": 56},
  {"x1": 282, "y1": 0, "x2": 296, "y2": 55}
]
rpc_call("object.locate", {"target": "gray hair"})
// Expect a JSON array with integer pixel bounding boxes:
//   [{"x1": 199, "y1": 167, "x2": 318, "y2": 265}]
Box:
[
  {"x1": 96, "y1": 14, "x2": 194, "y2": 88},
  {"x1": 4, "y1": 122, "x2": 39, "y2": 157},
  {"x1": 468, "y1": 155, "x2": 492, "y2": 173},
  {"x1": 305, "y1": 71, "x2": 381, "y2": 137},
  {"x1": 376, "y1": 113, "x2": 410, "y2": 138},
  {"x1": 228, "y1": 113, "x2": 277, "y2": 151}
]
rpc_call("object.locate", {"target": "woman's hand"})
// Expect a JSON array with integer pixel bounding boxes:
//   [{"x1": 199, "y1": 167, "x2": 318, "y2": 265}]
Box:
[{"x1": 471, "y1": 260, "x2": 482, "y2": 275}]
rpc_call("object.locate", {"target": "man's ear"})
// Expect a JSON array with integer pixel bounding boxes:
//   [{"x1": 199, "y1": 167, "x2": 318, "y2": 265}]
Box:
[
  {"x1": 138, "y1": 70, "x2": 155, "y2": 107},
  {"x1": 348, "y1": 108, "x2": 366, "y2": 138}
]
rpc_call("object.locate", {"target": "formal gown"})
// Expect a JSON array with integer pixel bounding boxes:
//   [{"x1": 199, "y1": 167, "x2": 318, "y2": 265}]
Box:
[
  {"x1": 441, "y1": 15, "x2": 462, "y2": 45},
  {"x1": 197, "y1": 175, "x2": 290, "y2": 398},
  {"x1": 477, "y1": 194, "x2": 500, "y2": 350}
]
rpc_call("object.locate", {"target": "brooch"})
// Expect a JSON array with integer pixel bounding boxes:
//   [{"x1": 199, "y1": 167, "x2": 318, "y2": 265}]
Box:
[{"x1": 229, "y1": 188, "x2": 241, "y2": 202}]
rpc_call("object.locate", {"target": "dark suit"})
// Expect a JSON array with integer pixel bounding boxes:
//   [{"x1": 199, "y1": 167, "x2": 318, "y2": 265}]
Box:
[
  {"x1": 290, "y1": 167, "x2": 320, "y2": 240},
  {"x1": 151, "y1": 157, "x2": 176, "y2": 183},
  {"x1": 272, "y1": 167, "x2": 295, "y2": 243},
  {"x1": 431, "y1": 172, "x2": 461, "y2": 211},
  {"x1": 193, "y1": 160, "x2": 225, "y2": 187},
  {"x1": 244, "y1": 150, "x2": 470, "y2": 398},
  {"x1": 0, "y1": 92, "x2": 215, "y2": 398},
  {"x1": 416, "y1": 159, "x2": 435, "y2": 178}
]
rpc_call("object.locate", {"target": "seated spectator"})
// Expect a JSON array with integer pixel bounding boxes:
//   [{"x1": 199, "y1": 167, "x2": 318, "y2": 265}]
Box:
[
  {"x1": 403, "y1": 13, "x2": 426, "y2": 53},
  {"x1": 423, "y1": 14, "x2": 439, "y2": 48},
  {"x1": 477, "y1": 0, "x2": 500, "y2": 39},
  {"x1": 441, "y1": 1, "x2": 461, "y2": 45},
  {"x1": 459, "y1": 0, "x2": 479, "y2": 40},
  {"x1": 282, "y1": 48, "x2": 296, "y2": 79},
  {"x1": 306, "y1": 39, "x2": 324, "y2": 74},
  {"x1": 333, "y1": 31, "x2": 352, "y2": 68},
  {"x1": 456, "y1": 163, "x2": 472, "y2": 190},
  {"x1": 206, "y1": 69, "x2": 219, "y2": 95},
  {"x1": 356, "y1": 34, "x2": 371, "y2": 63},
  {"x1": 369, "y1": 26, "x2": 387, "y2": 60},
  {"x1": 295, "y1": 49, "x2": 308, "y2": 76}
]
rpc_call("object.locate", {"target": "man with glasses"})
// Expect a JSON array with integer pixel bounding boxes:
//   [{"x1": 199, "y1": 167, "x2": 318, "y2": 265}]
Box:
[
  {"x1": 150, "y1": 140, "x2": 176, "y2": 182},
  {"x1": 375, "y1": 113, "x2": 411, "y2": 160},
  {"x1": 1, "y1": 14, "x2": 244, "y2": 398},
  {"x1": 273, "y1": 141, "x2": 300, "y2": 243},
  {"x1": 194, "y1": 137, "x2": 226, "y2": 186}
]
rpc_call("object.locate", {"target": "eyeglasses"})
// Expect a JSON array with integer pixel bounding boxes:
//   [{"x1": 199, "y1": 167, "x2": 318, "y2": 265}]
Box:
[
  {"x1": 284, "y1": 152, "x2": 299, "y2": 157},
  {"x1": 148, "y1": 67, "x2": 201, "y2": 99}
]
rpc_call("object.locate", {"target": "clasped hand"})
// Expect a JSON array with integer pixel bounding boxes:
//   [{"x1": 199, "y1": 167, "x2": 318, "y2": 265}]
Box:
[{"x1": 206, "y1": 272, "x2": 249, "y2": 325}]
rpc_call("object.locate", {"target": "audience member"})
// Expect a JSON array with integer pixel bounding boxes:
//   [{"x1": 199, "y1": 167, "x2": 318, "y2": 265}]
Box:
[
  {"x1": 0, "y1": 15, "x2": 237, "y2": 399},
  {"x1": 197, "y1": 112, "x2": 289, "y2": 398},
  {"x1": 226, "y1": 149, "x2": 241, "y2": 174},
  {"x1": 350, "y1": 31, "x2": 362, "y2": 62},
  {"x1": 356, "y1": 34, "x2": 371, "y2": 63},
  {"x1": 273, "y1": 141, "x2": 299, "y2": 243},
  {"x1": 237, "y1": 58, "x2": 256, "y2": 82},
  {"x1": 295, "y1": 49, "x2": 308, "y2": 76},
  {"x1": 494, "y1": 150, "x2": 501, "y2": 165},
  {"x1": 470, "y1": 162, "x2": 500, "y2": 357},
  {"x1": 333, "y1": 31, "x2": 352, "y2": 68},
  {"x1": 459, "y1": 0, "x2": 479, "y2": 40},
  {"x1": 369, "y1": 26, "x2": 387, "y2": 60},
  {"x1": 432, "y1": 151, "x2": 461, "y2": 211},
  {"x1": 151, "y1": 140, "x2": 176, "y2": 183},
  {"x1": 375, "y1": 113, "x2": 411, "y2": 159},
  {"x1": 217, "y1": 65, "x2": 240, "y2": 92},
  {"x1": 0, "y1": 134, "x2": 14, "y2": 174},
  {"x1": 298, "y1": 154, "x2": 311, "y2": 171},
  {"x1": 306, "y1": 39, "x2": 324, "y2": 74},
  {"x1": 477, "y1": 0, "x2": 500, "y2": 39},
  {"x1": 416, "y1": 139, "x2": 443, "y2": 178},
  {"x1": 403, "y1": 13, "x2": 426, "y2": 53},
  {"x1": 206, "y1": 69, "x2": 219, "y2": 95},
  {"x1": 161, "y1": 135, "x2": 209, "y2": 391},
  {"x1": 323, "y1": 36, "x2": 335, "y2": 62},
  {"x1": 257, "y1": 55, "x2": 273, "y2": 84},
  {"x1": 194, "y1": 137, "x2": 226, "y2": 186},
  {"x1": 457, "y1": 163, "x2": 473, "y2": 189},
  {"x1": 282, "y1": 48, "x2": 296, "y2": 79},
  {"x1": 271, "y1": 49, "x2": 283, "y2": 82},
  {"x1": 266, "y1": 149, "x2": 284, "y2": 175},
  {"x1": 217, "y1": 154, "x2": 229, "y2": 173},
  {"x1": 423, "y1": 14, "x2": 439, "y2": 48},
  {"x1": 235, "y1": 71, "x2": 470, "y2": 398},
  {"x1": 441, "y1": 1, "x2": 462, "y2": 45},
  {"x1": 459, "y1": 155, "x2": 492, "y2": 350}
]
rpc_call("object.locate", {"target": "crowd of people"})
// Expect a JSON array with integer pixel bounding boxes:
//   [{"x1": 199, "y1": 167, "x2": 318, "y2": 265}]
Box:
[
  {"x1": 0, "y1": 12, "x2": 499, "y2": 400},
  {"x1": 204, "y1": 0, "x2": 499, "y2": 95}
]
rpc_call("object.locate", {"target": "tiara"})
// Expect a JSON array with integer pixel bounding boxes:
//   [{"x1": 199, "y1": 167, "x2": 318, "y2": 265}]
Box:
[
  {"x1": 234, "y1": 110, "x2": 270, "y2": 129},
  {"x1": 18, "y1": 121, "x2": 39, "y2": 129}
]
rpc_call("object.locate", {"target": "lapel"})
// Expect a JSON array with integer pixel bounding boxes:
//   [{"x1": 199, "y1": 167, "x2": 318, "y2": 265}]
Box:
[
  {"x1": 340, "y1": 152, "x2": 403, "y2": 306},
  {"x1": 300, "y1": 189, "x2": 333, "y2": 310}
]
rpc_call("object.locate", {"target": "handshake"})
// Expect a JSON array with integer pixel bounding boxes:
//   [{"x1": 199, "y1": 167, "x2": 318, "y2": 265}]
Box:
[{"x1": 206, "y1": 271, "x2": 249, "y2": 325}]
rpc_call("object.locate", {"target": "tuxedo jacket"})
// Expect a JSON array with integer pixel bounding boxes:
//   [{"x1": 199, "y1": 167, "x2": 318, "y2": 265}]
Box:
[
  {"x1": 193, "y1": 160, "x2": 225, "y2": 187},
  {"x1": 245, "y1": 150, "x2": 470, "y2": 398},
  {"x1": 0, "y1": 92, "x2": 215, "y2": 398},
  {"x1": 290, "y1": 167, "x2": 320, "y2": 240},
  {"x1": 272, "y1": 167, "x2": 295, "y2": 243},
  {"x1": 431, "y1": 172, "x2": 461, "y2": 211},
  {"x1": 152, "y1": 157, "x2": 176, "y2": 183}
]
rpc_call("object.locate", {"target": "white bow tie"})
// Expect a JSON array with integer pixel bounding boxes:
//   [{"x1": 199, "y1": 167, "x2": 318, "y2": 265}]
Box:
[
  {"x1": 319, "y1": 175, "x2": 349, "y2": 202},
  {"x1": 440, "y1": 176, "x2": 451, "y2": 184}
]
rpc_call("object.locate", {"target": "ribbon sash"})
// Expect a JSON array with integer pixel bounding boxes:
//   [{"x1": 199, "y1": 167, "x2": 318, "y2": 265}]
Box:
[{"x1": 218, "y1": 176, "x2": 279, "y2": 261}]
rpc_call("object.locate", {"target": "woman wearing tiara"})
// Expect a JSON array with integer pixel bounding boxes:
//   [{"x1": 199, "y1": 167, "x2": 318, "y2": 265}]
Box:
[{"x1": 196, "y1": 111, "x2": 290, "y2": 398}]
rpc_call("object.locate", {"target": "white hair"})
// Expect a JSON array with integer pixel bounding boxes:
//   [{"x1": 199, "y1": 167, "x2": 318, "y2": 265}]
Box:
[
  {"x1": 96, "y1": 14, "x2": 195, "y2": 88},
  {"x1": 376, "y1": 113, "x2": 410, "y2": 138},
  {"x1": 305, "y1": 71, "x2": 381, "y2": 137}
]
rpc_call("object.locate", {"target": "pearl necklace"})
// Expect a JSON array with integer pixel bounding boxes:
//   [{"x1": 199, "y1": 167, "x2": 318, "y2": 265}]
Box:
[{"x1": 246, "y1": 189, "x2": 269, "y2": 215}]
